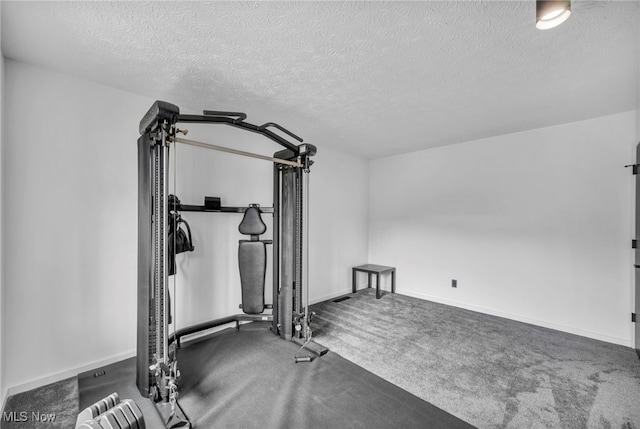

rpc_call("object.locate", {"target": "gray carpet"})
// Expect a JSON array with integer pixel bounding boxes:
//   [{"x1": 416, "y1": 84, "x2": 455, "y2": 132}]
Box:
[
  {"x1": 1, "y1": 376, "x2": 77, "y2": 428},
  {"x1": 311, "y1": 289, "x2": 640, "y2": 429}
]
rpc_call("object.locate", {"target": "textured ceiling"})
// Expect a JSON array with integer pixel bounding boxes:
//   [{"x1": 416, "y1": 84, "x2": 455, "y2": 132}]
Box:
[{"x1": 2, "y1": 1, "x2": 639, "y2": 158}]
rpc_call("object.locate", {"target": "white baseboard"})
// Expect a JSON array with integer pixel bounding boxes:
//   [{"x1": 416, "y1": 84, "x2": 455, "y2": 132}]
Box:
[
  {"x1": 398, "y1": 288, "x2": 632, "y2": 348},
  {"x1": 6, "y1": 350, "x2": 135, "y2": 398},
  {"x1": 310, "y1": 288, "x2": 352, "y2": 305}
]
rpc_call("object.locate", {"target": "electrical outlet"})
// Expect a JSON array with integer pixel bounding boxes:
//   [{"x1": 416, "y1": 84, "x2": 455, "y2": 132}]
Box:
[{"x1": 452, "y1": 279, "x2": 457, "y2": 288}]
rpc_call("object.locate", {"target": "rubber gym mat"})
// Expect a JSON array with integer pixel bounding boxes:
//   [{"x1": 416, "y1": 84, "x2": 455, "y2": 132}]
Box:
[{"x1": 81, "y1": 322, "x2": 475, "y2": 428}]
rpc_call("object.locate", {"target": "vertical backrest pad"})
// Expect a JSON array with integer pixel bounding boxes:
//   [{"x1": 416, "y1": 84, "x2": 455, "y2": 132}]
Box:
[{"x1": 238, "y1": 241, "x2": 266, "y2": 314}]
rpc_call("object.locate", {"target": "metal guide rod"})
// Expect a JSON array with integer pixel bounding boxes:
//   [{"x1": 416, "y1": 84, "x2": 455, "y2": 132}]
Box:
[
  {"x1": 171, "y1": 139, "x2": 178, "y2": 351},
  {"x1": 153, "y1": 142, "x2": 164, "y2": 365},
  {"x1": 171, "y1": 136, "x2": 302, "y2": 168},
  {"x1": 161, "y1": 140, "x2": 170, "y2": 367},
  {"x1": 303, "y1": 169, "x2": 310, "y2": 334},
  {"x1": 272, "y1": 164, "x2": 280, "y2": 336}
]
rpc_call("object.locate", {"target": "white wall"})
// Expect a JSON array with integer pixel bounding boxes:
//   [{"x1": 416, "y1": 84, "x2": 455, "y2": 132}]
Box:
[
  {"x1": 0, "y1": 1, "x2": 5, "y2": 408},
  {"x1": 3, "y1": 59, "x2": 369, "y2": 392},
  {"x1": 635, "y1": 7, "x2": 640, "y2": 350},
  {"x1": 369, "y1": 111, "x2": 637, "y2": 347},
  {"x1": 309, "y1": 145, "x2": 369, "y2": 303},
  {"x1": 637, "y1": 6, "x2": 640, "y2": 140},
  {"x1": 3, "y1": 60, "x2": 154, "y2": 392}
]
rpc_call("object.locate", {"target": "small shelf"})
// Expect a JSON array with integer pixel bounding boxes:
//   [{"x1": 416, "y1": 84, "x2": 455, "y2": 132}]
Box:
[{"x1": 179, "y1": 205, "x2": 274, "y2": 214}]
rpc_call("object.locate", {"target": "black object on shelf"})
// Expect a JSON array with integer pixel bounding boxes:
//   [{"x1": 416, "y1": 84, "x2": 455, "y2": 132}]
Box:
[{"x1": 204, "y1": 196, "x2": 221, "y2": 211}]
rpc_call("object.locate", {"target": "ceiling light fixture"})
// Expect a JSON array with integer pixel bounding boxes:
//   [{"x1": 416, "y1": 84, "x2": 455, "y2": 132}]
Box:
[{"x1": 536, "y1": 0, "x2": 571, "y2": 30}]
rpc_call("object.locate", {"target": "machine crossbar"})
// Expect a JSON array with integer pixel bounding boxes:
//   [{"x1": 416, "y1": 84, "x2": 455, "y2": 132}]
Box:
[{"x1": 172, "y1": 136, "x2": 302, "y2": 167}]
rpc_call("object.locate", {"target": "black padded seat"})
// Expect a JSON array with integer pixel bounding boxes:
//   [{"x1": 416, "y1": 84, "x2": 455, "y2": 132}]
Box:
[{"x1": 238, "y1": 207, "x2": 267, "y2": 314}]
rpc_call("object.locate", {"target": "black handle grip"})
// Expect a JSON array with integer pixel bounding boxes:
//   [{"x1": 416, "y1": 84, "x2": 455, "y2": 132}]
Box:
[{"x1": 203, "y1": 110, "x2": 247, "y2": 123}]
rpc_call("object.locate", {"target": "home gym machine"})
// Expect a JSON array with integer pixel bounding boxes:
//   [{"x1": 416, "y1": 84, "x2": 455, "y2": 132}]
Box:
[{"x1": 136, "y1": 101, "x2": 327, "y2": 428}]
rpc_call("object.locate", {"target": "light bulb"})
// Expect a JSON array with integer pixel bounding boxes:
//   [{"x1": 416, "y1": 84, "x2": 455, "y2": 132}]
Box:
[{"x1": 536, "y1": 1, "x2": 571, "y2": 30}]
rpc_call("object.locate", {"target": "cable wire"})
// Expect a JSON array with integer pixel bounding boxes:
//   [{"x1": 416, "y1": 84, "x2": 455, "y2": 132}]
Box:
[
  {"x1": 171, "y1": 131, "x2": 178, "y2": 345},
  {"x1": 304, "y1": 168, "x2": 310, "y2": 338}
]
